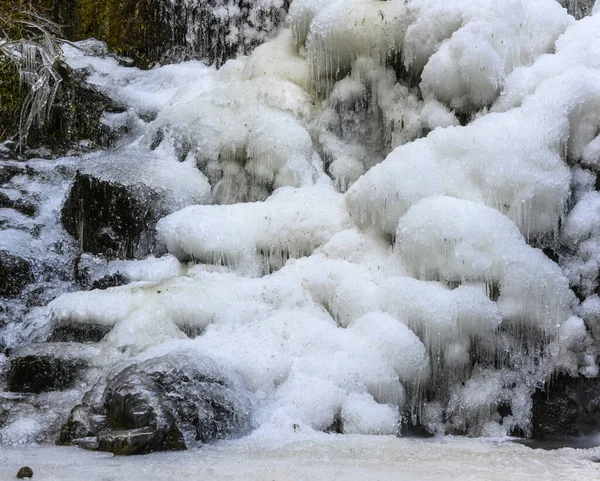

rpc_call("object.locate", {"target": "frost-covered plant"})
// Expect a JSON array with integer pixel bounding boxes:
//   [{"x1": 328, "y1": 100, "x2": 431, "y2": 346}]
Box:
[{"x1": 0, "y1": 1, "x2": 62, "y2": 149}]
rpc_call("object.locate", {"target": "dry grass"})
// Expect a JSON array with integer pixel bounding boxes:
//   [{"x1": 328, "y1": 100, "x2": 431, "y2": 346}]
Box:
[{"x1": 0, "y1": 0, "x2": 63, "y2": 149}]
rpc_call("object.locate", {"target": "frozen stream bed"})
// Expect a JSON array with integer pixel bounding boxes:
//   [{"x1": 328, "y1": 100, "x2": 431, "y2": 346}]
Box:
[{"x1": 1, "y1": 436, "x2": 599, "y2": 481}]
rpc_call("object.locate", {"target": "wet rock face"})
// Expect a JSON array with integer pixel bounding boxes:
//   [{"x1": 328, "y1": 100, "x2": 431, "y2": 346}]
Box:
[
  {"x1": 0, "y1": 58, "x2": 122, "y2": 152},
  {"x1": 531, "y1": 374, "x2": 600, "y2": 438},
  {"x1": 54, "y1": 0, "x2": 290, "y2": 68},
  {"x1": 7, "y1": 355, "x2": 86, "y2": 393},
  {"x1": 61, "y1": 171, "x2": 161, "y2": 259},
  {"x1": 48, "y1": 323, "x2": 111, "y2": 343},
  {"x1": 6, "y1": 343, "x2": 96, "y2": 393},
  {"x1": 0, "y1": 251, "x2": 33, "y2": 298},
  {"x1": 60, "y1": 353, "x2": 252, "y2": 454}
]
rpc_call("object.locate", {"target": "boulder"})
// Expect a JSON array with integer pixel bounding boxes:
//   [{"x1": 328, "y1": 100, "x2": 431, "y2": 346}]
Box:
[
  {"x1": 16, "y1": 466, "x2": 33, "y2": 479},
  {"x1": 61, "y1": 170, "x2": 162, "y2": 259},
  {"x1": 531, "y1": 373, "x2": 600, "y2": 438},
  {"x1": 0, "y1": 250, "x2": 33, "y2": 298},
  {"x1": 61, "y1": 151, "x2": 210, "y2": 259},
  {"x1": 59, "y1": 352, "x2": 252, "y2": 454}
]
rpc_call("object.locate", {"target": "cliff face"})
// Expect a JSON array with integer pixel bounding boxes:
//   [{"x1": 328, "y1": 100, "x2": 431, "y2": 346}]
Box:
[{"x1": 37, "y1": 0, "x2": 289, "y2": 68}]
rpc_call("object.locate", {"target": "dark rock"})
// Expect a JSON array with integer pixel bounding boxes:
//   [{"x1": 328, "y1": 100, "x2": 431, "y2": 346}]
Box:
[
  {"x1": 7, "y1": 355, "x2": 87, "y2": 394},
  {"x1": 97, "y1": 426, "x2": 180, "y2": 456},
  {"x1": 0, "y1": 164, "x2": 24, "y2": 184},
  {"x1": 61, "y1": 170, "x2": 161, "y2": 259},
  {"x1": 59, "y1": 404, "x2": 109, "y2": 444},
  {"x1": 0, "y1": 250, "x2": 34, "y2": 298},
  {"x1": 6, "y1": 343, "x2": 98, "y2": 394},
  {"x1": 558, "y1": 0, "x2": 596, "y2": 19},
  {"x1": 61, "y1": 153, "x2": 206, "y2": 259},
  {"x1": 59, "y1": 352, "x2": 252, "y2": 454},
  {"x1": 1, "y1": 57, "x2": 123, "y2": 152},
  {"x1": 49, "y1": 323, "x2": 111, "y2": 343},
  {"x1": 51, "y1": 0, "x2": 289, "y2": 68},
  {"x1": 0, "y1": 193, "x2": 38, "y2": 217},
  {"x1": 16, "y1": 466, "x2": 33, "y2": 478},
  {"x1": 532, "y1": 373, "x2": 600, "y2": 438},
  {"x1": 12, "y1": 199, "x2": 38, "y2": 217},
  {"x1": 0, "y1": 191, "x2": 11, "y2": 207},
  {"x1": 90, "y1": 273, "x2": 128, "y2": 291}
]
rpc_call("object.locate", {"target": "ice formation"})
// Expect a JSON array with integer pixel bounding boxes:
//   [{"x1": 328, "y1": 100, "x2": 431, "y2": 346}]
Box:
[{"x1": 4, "y1": 0, "x2": 600, "y2": 447}]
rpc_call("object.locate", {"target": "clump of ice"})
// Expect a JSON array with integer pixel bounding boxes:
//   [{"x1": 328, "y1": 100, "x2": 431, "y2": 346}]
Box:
[
  {"x1": 345, "y1": 65, "x2": 600, "y2": 238},
  {"x1": 396, "y1": 197, "x2": 574, "y2": 332},
  {"x1": 156, "y1": 185, "x2": 351, "y2": 275},
  {"x1": 152, "y1": 55, "x2": 319, "y2": 204},
  {"x1": 313, "y1": 57, "x2": 458, "y2": 192}
]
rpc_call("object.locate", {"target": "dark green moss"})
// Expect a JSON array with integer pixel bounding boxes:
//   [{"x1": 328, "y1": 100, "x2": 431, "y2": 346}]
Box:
[{"x1": 0, "y1": 62, "x2": 25, "y2": 142}]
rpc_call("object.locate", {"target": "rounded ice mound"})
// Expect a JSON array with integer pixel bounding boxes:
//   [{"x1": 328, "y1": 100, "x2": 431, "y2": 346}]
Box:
[
  {"x1": 413, "y1": 0, "x2": 572, "y2": 111},
  {"x1": 303, "y1": 0, "x2": 409, "y2": 95},
  {"x1": 152, "y1": 59, "x2": 318, "y2": 205},
  {"x1": 340, "y1": 392, "x2": 400, "y2": 435},
  {"x1": 395, "y1": 196, "x2": 574, "y2": 332},
  {"x1": 349, "y1": 311, "x2": 429, "y2": 386},
  {"x1": 293, "y1": 0, "x2": 571, "y2": 108},
  {"x1": 156, "y1": 185, "x2": 351, "y2": 275},
  {"x1": 377, "y1": 277, "x2": 502, "y2": 365}
]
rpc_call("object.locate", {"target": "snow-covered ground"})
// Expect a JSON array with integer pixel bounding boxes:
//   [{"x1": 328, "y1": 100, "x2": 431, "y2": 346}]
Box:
[{"x1": 1, "y1": 436, "x2": 599, "y2": 481}]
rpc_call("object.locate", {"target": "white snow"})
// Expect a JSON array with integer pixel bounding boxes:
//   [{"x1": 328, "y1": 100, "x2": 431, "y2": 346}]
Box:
[{"x1": 1, "y1": 437, "x2": 599, "y2": 481}]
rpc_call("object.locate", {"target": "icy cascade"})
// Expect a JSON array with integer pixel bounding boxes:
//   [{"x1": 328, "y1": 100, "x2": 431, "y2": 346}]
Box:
[{"x1": 2, "y1": 0, "x2": 600, "y2": 446}]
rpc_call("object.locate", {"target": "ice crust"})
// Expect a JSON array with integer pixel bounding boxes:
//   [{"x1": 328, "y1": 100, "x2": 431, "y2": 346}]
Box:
[{"x1": 6, "y1": 1, "x2": 600, "y2": 444}]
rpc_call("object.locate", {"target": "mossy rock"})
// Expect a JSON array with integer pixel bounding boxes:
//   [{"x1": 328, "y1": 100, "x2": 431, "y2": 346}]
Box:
[
  {"x1": 26, "y1": 62, "x2": 124, "y2": 153},
  {"x1": 0, "y1": 62, "x2": 25, "y2": 143},
  {"x1": 34, "y1": 0, "x2": 289, "y2": 68},
  {"x1": 0, "y1": 60, "x2": 124, "y2": 152}
]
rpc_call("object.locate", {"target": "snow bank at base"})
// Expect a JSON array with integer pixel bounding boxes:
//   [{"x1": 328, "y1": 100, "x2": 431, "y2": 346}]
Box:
[{"x1": 2, "y1": 437, "x2": 599, "y2": 481}]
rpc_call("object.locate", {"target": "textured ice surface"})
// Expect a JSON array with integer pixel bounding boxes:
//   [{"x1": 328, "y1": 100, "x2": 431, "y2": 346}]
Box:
[{"x1": 4, "y1": 1, "x2": 600, "y2": 446}]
